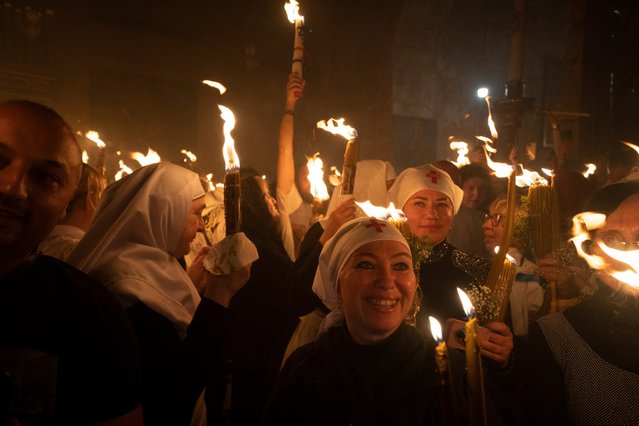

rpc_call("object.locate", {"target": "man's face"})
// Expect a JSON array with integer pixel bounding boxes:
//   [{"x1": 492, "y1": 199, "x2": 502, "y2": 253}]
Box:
[{"x1": 0, "y1": 106, "x2": 81, "y2": 258}]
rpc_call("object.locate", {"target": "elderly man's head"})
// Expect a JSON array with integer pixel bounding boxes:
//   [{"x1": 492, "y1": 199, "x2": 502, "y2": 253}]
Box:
[{"x1": 0, "y1": 100, "x2": 81, "y2": 261}]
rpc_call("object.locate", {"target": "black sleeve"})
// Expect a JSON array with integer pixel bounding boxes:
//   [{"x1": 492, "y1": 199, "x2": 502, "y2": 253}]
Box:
[
  {"x1": 127, "y1": 298, "x2": 232, "y2": 426},
  {"x1": 287, "y1": 222, "x2": 325, "y2": 316},
  {"x1": 521, "y1": 322, "x2": 569, "y2": 425}
]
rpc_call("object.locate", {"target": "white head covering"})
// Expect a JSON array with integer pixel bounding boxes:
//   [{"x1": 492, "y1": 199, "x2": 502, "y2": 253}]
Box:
[
  {"x1": 388, "y1": 163, "x2": 464, "y2": 214},
  {"x1": 69, "y1": 162, "x2": 205, "y2": 332},
  {"x1": 312, "y1": 216, "x2": 410, "y2": 330},
  {"x1": 325, "y1": 159, "x2": 396, "y2": 216}
]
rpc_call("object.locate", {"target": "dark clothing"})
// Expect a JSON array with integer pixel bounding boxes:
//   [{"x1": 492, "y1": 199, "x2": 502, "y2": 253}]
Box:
[
  {"x1": 265, "y1": 323, "x2": 467, "y2": 425},
  {"x1": 524, "y1": 285, "x2": 639, "y2": 425},
  {"x1": 287, "y1": 221, "x2": 325, "y2": 317},
  {"x1": 126, "y1": 298, "x2": 232, "y2": 426},
  {"x1": 228, "y1": 239, "x2": 299, "y2": 424},
  {"x1": 0, "y1": 254, "x2": 140, "y2": 425},
  {"x1": 418, "y1": 241, "x2": 491, "y2": 328}
]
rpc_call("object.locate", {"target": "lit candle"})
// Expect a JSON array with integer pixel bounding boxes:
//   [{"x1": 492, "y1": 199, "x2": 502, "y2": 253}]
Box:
[
  {"x1": 457, "y1": 288, "x2": 487, "y2": 426},
  {"x1": 218, "y1": 105, "x2": 241, "y2": 236},
  {"x1": 316, "y1": 118, "x2": 358, "y2": 196},
  {"x1": 284, "y1": 0, "x2": 305, "y2": 93},
  {"x1": 429, "y1": 316, "x2": 457, "y2": 425},
  {"x1": 84, "y1": 130, "x2": 107, "y2": 176}
]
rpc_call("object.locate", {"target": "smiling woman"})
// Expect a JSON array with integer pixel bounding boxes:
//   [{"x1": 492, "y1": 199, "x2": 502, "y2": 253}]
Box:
[{"x1": 264, "y1": 217, "x2": 466, "y2": 424}]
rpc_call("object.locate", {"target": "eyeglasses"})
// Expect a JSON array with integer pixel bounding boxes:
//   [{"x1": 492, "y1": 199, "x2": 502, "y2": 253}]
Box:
[{"x1": 484, "y1": 213, "x2": 504, "y2": 227}]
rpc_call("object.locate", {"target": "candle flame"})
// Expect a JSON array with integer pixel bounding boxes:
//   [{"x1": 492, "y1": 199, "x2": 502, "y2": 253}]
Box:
[
  {"x1": 82, "y1": 150, "x2": 89, "y2": 164},
  {"x1": 485, "y1": 151, "x2": 514, "y2": 178},
  {"x1": 542, "y1": 168, "x2": 554, "y2": 177},
  {"x1": 476, "y1": 136, "x2": 497, "y2": 153},
  {"x1": 428, "y1": 316, "x2": 443, "y2": 342},
  {"x1": 114, "y1": 160, "x2": 133, "y2": 181},
  {"x1": 449, "y1": 140, "x2": 470, "y2": 167},
  {"x1": 205, "y1": 173, "x2": 215, "y2": 191},
  {"x1": 582, "y1": 163, "x2": 596, "y2": 178},
  {"x1": 356, "y1": 201, "x2": 406, "y2": 222},
  {"x1": 317, "y1": 118, "x2": 358, "y2": 141},
  {"x1": 218, "y1": 105, "x2": 240, "y2": 171},
  {"x1": 284, "y1": 0, "x2": 304, "y2": 24},
  {"x1": 515, "y1": 167, "x2": 549, "y2": 187},
  {"x1": 328, "y1": 166, "x2": 342, "y2": 187},
  {"x1": 570, "y1": 212, "x2": 639, "y2": 288},
  {"x1": 457, "y1": 287, "x2": 475, "y2": 318},
  {"x1": 485, "y1": 96, "x2": 499, "y2": 140},
  {"x1": 622, "y1": 141, "x2": 639, "y2": 155},
  {"x1": 130, "y1": 148, "x2": 161, "y2": 166},
  {"x1": 306, "y1": 153, "x2": 330, "y2": 201},
  {"x1": 202, "y1": 80, "x2": 227, "y2": 95},
  {"x1": 85, "y1": 130, "x2": 106, "y2": 148},
  {"x1": 181, "y1": 149, "x2": 198, "y2": 163}
]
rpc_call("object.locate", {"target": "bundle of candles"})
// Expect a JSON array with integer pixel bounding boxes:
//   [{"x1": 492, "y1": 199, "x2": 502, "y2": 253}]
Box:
[
  {"x1": 317, "y1": 118, "x2": 358, "y2": 196},
  {"x1": 219, "y1": 105, "x2": 242, "y2": 236},
  {"x1": 484, "y1": 170, "x2": 518, "y2": 322},
  {"x1": 528, "y1": 176, "x2": 561, "y2": 259},
  {"x1": 306, "y1": 153, "x2": 330, "y2": 220}
]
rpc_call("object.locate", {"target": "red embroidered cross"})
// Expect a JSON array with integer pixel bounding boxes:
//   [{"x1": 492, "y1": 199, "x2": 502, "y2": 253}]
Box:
[
  {"x1": 426, "y1": 171, "x2": 440, "y2": 183},
  {"x1": 365, "y1": 218, "x2": 387, "y2": 232}
]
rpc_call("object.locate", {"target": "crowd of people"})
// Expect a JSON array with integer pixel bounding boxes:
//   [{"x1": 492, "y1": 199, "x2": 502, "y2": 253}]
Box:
[{"x1": 1, "y1": 72, "x2": 638, "y2": 425}]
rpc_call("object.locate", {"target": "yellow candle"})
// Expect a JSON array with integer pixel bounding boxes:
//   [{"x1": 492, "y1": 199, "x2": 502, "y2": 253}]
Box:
[
  {"x1": 429, "y1": 316, "x2": 457, "y2": 425},
  {"x1": 458, "y1": 289, "x2": 487, "y2": 426}
]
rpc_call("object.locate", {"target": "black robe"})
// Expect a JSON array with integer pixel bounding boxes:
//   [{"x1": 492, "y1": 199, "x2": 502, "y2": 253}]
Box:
[{"x1": 265, "y1": 323, "x2": 467, "y2": 425}]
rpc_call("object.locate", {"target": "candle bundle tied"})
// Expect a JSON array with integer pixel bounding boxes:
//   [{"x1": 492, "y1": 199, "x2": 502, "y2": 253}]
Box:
[
  {"x1": 484, "y1": 170, "x2": 518, "y2": 322},
  {"x1": 284, "y1": 0, "x2": 305, "y2": 84},
  {"x1": 218, "y1": 105, "x2": 242, "y2": 236},
  {"x1": 316, "y1": 118, "x2": 358, "y2": 196}
]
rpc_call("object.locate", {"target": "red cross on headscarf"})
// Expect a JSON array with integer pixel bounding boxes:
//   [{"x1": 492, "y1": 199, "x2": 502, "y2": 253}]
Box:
[
  {"x1": 426, "y1": 171, "x2": 440, "y2": 183},
  {"x1": 365, "y1": 218, "x2": 387, "y2": 232}
]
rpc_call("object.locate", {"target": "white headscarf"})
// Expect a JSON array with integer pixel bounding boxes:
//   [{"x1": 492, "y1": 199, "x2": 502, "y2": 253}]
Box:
[
  {"x1": 69, "y1": 162, "x2": 205, "y2": 332},
  {"x1": 325, "y1": 159, "x2": 396, "y2": 216},
  {"x1": 388, "y1": 163, "x2": 464, "y2": 214},
  {"x1": 312, "y1": 216, "x2": 410, "y2": 330}
]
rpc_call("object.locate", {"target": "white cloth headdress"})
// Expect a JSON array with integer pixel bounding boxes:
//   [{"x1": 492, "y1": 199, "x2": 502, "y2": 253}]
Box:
[
  {"x1": 69, "y1": 162, "x2": 205, "y2": 332},
  {"x1": 312, "y1": 216, "x2": 410, "y2": 331},
  {"x1": 388, "y1": 163, "x2": 464, "y2": 214}
]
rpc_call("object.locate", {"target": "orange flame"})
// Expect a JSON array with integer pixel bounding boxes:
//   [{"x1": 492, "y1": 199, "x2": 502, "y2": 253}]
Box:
[
  {"x1": 202, "y1": 80, "x2": 227, "y2": 95},
  {"x1": 570, "y1": 212, "x2": 639, "y2": 289},
  {"x1": 284, "y1": 0, "x2": 304, "y2": 24},
  {"x1": 218, "y1": 105, "x2": 240, "y2": 171},
  {"x1": 356, "y1": 201, "x2": 406, "y2": 222},
  {"x1": 82, "y1": 150, "x2": 89, "y2": 164},
  {"x1": 542, "y1": 168, "x2": 554, "y2": 177},
  {"x1": 457, "y1": 287, "x2": 475, "y2": 318},
  {"x1": 449, "y1": 140, "x2": 470, "y2": 167},
  {"x1": 515, "y1": 166, "x2": 548, "y2": 187},
  {"x1": 317, "y1": 118, "x2": 358, "y2": 141},
  {"x1": 582, "y1": 163, "x2": 596, "y2": 178},
  {"x1": 306, "y1": 153, "x2": 330, "y2": 201},
  {"x1": 85, "y1": 130, "x2": 106, "y2": 148},
  {"x1": 181, "y1": 149, "x2": 198, "y2": 163},
  {"x1": 205, "y1": 173, "x2": 215, "y2": 191},
  {"x1": 429, "y1": 316, "x2": 443, "y2": 342},
  {"x1": 485, "y1": 96, "x2": 499, "y2": 140},
  {"x1": 622, "y1": 141, "x2": 639, "y2": 155},
  {"x1": 114, "y1": 160, "x2": 134, "y2": 181},
  {"x1": 130, "y1": 148, "x2": 161, "y2": 167}
]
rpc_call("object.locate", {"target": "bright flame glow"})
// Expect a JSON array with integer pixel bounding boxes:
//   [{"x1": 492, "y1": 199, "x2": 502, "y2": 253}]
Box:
[
  {"x1": 569, "y1": 212, "x2": 610, "y2": 274},
  {"x1": 457, "y1": 287, "x2": 475, "y2": 318},
  {"x1": 516, "y1": 167, "x2": 549, "y2": 187},
  {"x1": 306, "y1": 153, "x2": 330, "y2": 201},
  {"x1": 542, "y1": 168, "x2": 554, "y2": 177},
  {"x1": 475, "y1": 136, "x2": 496, "y2": 153},
  {"x1": 82, "y1": 150, "x2": 89, "y2": 164},
  {"x1": 130, "y1": 148, "x2": 161, "y2": 166},
  {"x1": 205, "y1": 173, "x2": 215, "y2": 191},
  {"x1": 429, "y1": 316, "x2": 443, "y2": 342},
  {"x1": 356, "y1": 201, "x2": 406, "y2": 222},
  {"x1": 317, "y1": 118, "x2": 358, "y2": 141},
  {"x1": 85, "y1": 130, "x2": 106, "y2": 148},
  {"x1": 449, "y1": 140, "x2": 470, "y2": 167},
  {"x1": 218, "y1": 105, "x2": 240, "y2": 171},
  {"x1": 582, "y1": 163, "x2": 596, "y2": 178},
  {"x1": 622, "y1": 141, "x2": 639, "y2": 155},
  {"x1": 477, "y1": 87, "x2": 489, "y2": 98},
  {"x1": 202, "y1": 80, "x2": 227, "y2": 95},
  {"x1": 181, "y1": 149, "x2": 198, "y2": 162},
  {"x1": 114, "y1": 160, "x2": 133, "y2": 181},
  {"x1": 328, "y1": 166, "x2": 341, "y2": 187},
  {"x1": 284, "y1": 0, "x2": 304, "y2": 24},
  {"x1": 485, "y1": 152, "x2": 514, "y2": 178},
  {"x1": 485, "y1": 96, "x2": 499, "y2": 140}
]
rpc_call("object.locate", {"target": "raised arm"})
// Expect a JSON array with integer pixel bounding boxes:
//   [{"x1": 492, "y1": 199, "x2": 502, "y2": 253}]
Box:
[{"x1": 277, "y1": 73, "x2": 305, "y2": 196}]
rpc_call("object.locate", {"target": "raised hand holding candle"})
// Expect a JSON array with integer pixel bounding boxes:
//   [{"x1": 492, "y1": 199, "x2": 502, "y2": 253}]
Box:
[
  {"x1": 284, "y1": 0, "x2": 305, "y2": 94},
  {"x1": 458, "y1": 288, "x2": 487, "y2": 426}
]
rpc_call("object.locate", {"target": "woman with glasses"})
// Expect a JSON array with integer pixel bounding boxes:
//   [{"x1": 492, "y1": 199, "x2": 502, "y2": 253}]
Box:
[
  {"x1": 524, "y1": 181, "x2": 639, "y2": 425},
  {"x1": 482, "y1": 195, "x2": 544, "y2": 336}
]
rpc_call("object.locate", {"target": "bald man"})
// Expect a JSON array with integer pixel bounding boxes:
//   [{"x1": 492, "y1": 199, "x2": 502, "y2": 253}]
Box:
[{"x1": 0, "y1": 100, "x2": 142, "y2": 425}]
